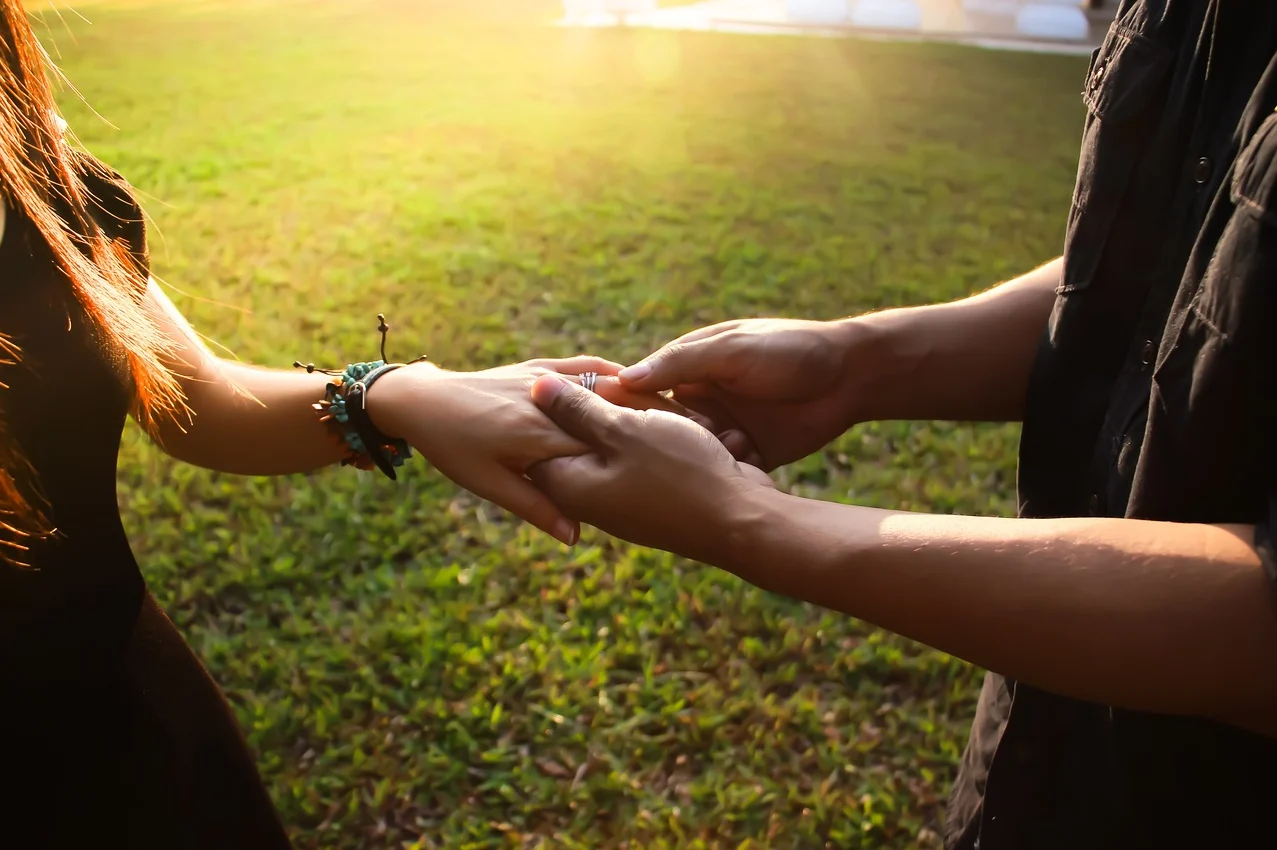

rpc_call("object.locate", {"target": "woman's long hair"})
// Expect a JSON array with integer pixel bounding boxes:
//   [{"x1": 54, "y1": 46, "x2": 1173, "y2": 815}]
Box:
[{"x1": 1, "y1": 0, "x2": 182, "y2": 564}]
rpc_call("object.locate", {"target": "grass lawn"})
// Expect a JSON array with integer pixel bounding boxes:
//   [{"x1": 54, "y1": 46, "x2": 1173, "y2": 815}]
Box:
[{"x1": 29, "y1": 1, "x2": 1086, "y2": 846}]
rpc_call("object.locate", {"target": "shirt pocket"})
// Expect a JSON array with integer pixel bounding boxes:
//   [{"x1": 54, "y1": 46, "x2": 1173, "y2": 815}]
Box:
[
  {"x1": 1230, "y1": 110, "x2": 1277, "y2": 229},
  {"x1": 1149, "y1": 111, "x2": 1277, "y2": 451},
  {"x1": 1058, "y1": 25, "x2": 1173, "y2": 293},
  {"x1": 1180, "y1": 109, "x2": 1277, "y2": 349}
]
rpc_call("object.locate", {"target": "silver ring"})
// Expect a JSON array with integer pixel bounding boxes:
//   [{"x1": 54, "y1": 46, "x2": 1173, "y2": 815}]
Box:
[{"x1": 579, "y1": 371, "x2": 598, "y2": 393}]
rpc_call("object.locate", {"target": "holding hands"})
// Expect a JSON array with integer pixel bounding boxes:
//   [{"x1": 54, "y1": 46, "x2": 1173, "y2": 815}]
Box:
[
  {"x1": 522, "y1": 316, "x2": 868, "y2": 556},
  {"x1": 365, "y1": 316, "x2": 864, "y2": 553},
  {"x1": 526, "y1": 376, "x2": 777, "y2": 566}
]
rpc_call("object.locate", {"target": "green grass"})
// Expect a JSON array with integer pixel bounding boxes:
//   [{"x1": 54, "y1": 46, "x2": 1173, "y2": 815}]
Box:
[{"x1": 30, "y1": 1, "x2": 1086, "y2": 846}]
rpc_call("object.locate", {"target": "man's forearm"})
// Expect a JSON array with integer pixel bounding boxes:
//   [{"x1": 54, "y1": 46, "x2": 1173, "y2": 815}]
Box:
[
  {"x1": 729, "y1": 488, "x2": 1277, "y2": 737},
  {"x1": 844, "y1": 257, "x2": 1060, "y2": 423}
]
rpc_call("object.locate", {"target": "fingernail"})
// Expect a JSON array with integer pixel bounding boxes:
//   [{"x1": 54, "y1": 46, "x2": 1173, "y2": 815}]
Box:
[
  {"x1": 554, "y1": 520, "x2": 579, "y2": 546},
  {"x1": 532, "y1": 374, "x2": 569, "y2": 404},
  {"x1": 619, "y1": 362, "x2": 650, "y2": 382}
]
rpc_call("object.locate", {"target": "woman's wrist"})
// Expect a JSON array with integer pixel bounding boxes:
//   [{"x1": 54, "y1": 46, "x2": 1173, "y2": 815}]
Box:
[{"x1": 365, "y1": 360, "x2": 440, "y2": 442}]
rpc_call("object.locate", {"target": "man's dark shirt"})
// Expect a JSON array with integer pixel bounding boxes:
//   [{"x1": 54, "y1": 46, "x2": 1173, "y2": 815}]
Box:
[{"x1": 945, "y1": 2, "x2": 1277, "y2": 848}]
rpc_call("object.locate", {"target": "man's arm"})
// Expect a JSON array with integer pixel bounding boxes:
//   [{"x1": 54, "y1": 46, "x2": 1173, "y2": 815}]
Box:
[
  {"x1": 527, "y1": 377, "x2": 1277, "y2": 740},
  {"x1": 730, "y1": 490, "x2": 1277, "y2": 737},
  {"x1": 614, "y1": 258, "x2": 1062, "y2": 469},
  {"x1": 845, "y1": 257, "x2": 1060, "y2": 423}
]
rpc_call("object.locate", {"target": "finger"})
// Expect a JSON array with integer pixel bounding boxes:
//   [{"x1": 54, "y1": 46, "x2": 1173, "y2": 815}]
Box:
[
  {"x1": 719, "y1": 429, "x2": 755, "y2": 460},
  {"x1": 531, "y1": 355, "x2": 626, "y2": 377},
  {"x1": 618, "y1": 327, "x2": 744, "y2": 390},
  {"x1": 663, "y1": 320, "x2": 743, "y2": 348},
  {"x1": 685, "y1": 411, "x2": 720, "y2": 434},
  {"x1": 466, "y1": 464, "x2": 582, "y2": 546},
  {"x1": 672, "y1": 385, "x2": 742, "y2": 435},
  {"x1": 515, "y1": 419, "x2": 593, "y2": 468},
  {"x1": 677, "y1": 406, "x2": 729, "y2": 439},
  {"x1": 526, "y1": 453, "x2": 604, "y2": 515},
  {"x1": 618, "y1": 340, "x2": 725, "y2": 391},
  {"x1": 530, "y1": 374, "x2": 627, "y2": 446},
  {"x1": 593, "y1": 376, "x2": 689, "y2": 415}
]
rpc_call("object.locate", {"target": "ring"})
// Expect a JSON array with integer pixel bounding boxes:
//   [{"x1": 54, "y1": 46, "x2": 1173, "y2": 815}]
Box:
[{"x1": 579, "y1": 371, "x2": 598, "y2": 393}]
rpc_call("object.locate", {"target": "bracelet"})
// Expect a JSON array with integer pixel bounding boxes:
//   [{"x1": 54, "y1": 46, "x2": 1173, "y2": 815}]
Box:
[{"x1": 295, "y1": 314, "x2": 428, "y2": 481}]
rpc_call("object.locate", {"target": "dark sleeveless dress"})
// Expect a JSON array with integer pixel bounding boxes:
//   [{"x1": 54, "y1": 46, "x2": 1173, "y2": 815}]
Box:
[{"x1": 0, "y1": 156, "x2": 293, "y2": 849}]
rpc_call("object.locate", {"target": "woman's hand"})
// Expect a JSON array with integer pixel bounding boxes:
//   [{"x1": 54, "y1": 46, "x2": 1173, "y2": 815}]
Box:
[
  {"x1": 366, "y1": 356, "x2": 678, "y2": 545},
  {"x1": 526, "y1": 375, "x2": 776, "y2": 566}
]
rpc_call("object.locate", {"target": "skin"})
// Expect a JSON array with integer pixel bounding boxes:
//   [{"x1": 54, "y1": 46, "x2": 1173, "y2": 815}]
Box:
[
  {"x1": 525, "y1": 257, "x2": 1277, "y2": 740},
  {"x1": 140, "y1": 278, "x2": 675, "y2": 546}
]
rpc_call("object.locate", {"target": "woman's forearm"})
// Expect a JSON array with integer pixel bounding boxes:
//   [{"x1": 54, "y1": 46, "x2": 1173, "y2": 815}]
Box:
[
  {"x1": 729, "y1": 488, "x2": 1277, "y2": 735},
  {"x1": 846, "y1": 257, "x2": 1060, "y2": 423},
  {"x1": 142, "y1": 280, "x2": 344, "y2": 474},
  {"x1": 153, "y1": 356, "x2": 344, "y2": 475}
]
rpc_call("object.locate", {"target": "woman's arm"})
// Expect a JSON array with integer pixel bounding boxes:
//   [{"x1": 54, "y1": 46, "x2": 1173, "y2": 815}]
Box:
[
  {"x1": 138, "y1": 279, "x2": 669, "y2": 544},
  {"x1": 143, "y1": 280, "x2": 341, "y2": 475}
]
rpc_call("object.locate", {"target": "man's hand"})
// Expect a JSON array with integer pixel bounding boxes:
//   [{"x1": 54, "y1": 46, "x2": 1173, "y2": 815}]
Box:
[
  {"x1": 617, "y1": 318, "x2": 864, "y2": 471},
  {"x1": 526, "y1": 375, "x2": 774, "y2": 563}
]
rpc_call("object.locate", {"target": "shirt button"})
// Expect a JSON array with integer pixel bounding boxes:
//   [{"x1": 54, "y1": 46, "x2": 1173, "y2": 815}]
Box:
[
  {"x1": 1194, "y1": 156, "x2": 1212, "y2": 184},
  {"x1": 1140, "y1": 339, "x2": 1155, "y2": 365}
]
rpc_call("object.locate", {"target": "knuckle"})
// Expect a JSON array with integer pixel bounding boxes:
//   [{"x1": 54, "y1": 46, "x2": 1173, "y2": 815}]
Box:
[
  {"x1": 651, "y1": 344, "x2": 681, "y2": 369},
  {"x1": 564, "y1": 386, "x2": 593, "y2": 410}
]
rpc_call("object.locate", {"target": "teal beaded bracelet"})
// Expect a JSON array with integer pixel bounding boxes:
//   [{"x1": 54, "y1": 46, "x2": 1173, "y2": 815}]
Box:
[{"x1": 295, "y1": 315, "x2": 427, "y2": 480}]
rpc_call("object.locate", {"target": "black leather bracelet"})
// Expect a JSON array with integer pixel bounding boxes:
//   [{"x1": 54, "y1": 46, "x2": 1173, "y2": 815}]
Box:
[
  {"x1": 342, "y1": 363, "x2": 411, "y2": 481},
  {"x1": 293, "y1": 312, "x2": 427, "y2": 481}
]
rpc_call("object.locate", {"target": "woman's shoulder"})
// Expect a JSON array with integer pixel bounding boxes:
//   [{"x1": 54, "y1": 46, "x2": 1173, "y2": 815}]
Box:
[{"x1": 68, "y1": 148, "x2": 149, "y2": 270}]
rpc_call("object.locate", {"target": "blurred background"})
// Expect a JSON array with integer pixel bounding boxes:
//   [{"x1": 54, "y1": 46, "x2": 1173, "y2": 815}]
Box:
[{"x1": 28, "y1": 0, "x2": 1087, "y2": 846}]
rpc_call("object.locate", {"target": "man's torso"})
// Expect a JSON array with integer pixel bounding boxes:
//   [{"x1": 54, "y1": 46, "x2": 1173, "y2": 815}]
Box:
[{"x1": 947, "y1": 1, "x2": 1277, "y2": 847}]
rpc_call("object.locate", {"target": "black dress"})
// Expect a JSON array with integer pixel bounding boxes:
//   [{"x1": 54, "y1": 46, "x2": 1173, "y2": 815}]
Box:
[{"x1": 0, "y1": 156, "x2": 293, "y2": 849}]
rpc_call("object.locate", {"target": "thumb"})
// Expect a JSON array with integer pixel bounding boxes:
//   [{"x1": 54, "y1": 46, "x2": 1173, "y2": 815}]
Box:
[
  {"x1": 531, "y1": 374, "x2": 622, "y2": 446},
  {"x1": 618, "y1": 337, "x2": 734, "y2": 392}
]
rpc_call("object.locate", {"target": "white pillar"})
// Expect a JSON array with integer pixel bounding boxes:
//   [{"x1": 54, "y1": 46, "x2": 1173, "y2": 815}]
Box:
[
  {"x1": 1015, "y1": 0, "x2": 1089, "y2": 40},
  {"x1": 851, "y1": 0, "x2": 923, "y2": 30}
]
